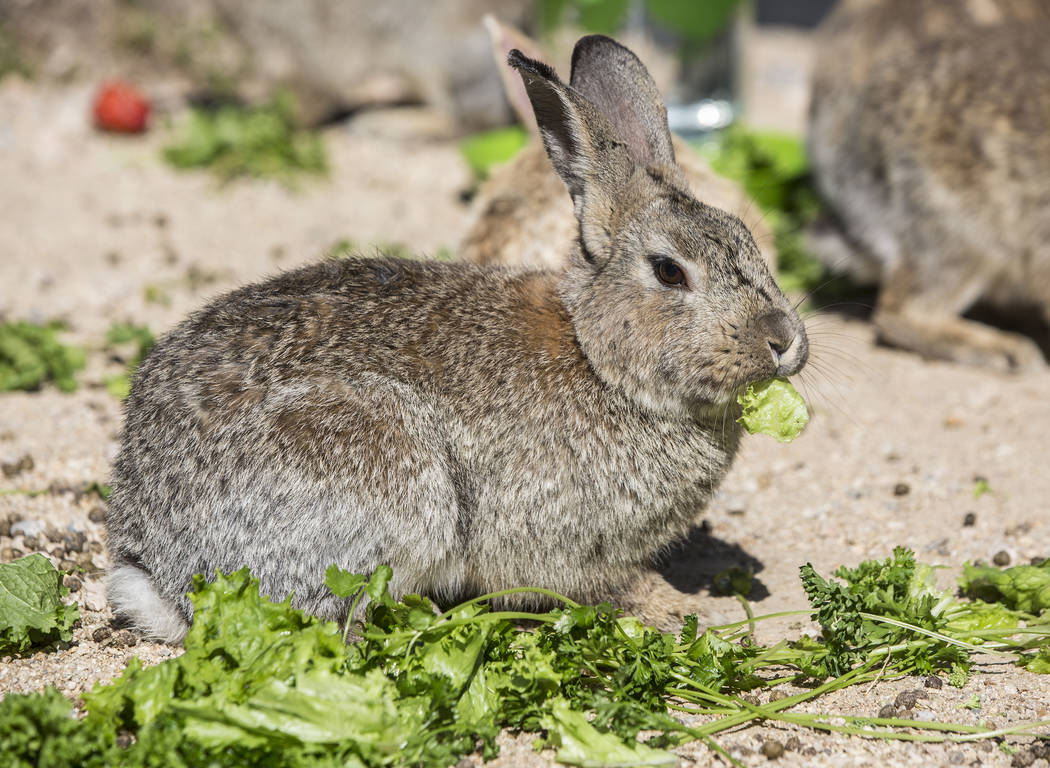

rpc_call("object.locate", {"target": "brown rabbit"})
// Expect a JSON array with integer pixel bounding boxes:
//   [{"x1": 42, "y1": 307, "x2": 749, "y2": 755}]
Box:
[
  {"x1": 460, "y1": 16, "x2": 775, "y2": 272},
  {"x1": 106, "y1": 35, "x2": 807, "y2": 643},
  {"x1": 808, "y1": 0, "x2": 1050, "y2": 371}
]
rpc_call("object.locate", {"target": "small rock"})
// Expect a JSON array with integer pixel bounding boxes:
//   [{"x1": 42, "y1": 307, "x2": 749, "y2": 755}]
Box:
[
  {"x1": 1, "y1": 453, "x2": 34, "y2": 478},
  {"x1": 59, "y1": 559, "x2": 79, "y2": 572},
  {"x1": 912, "y1": 709, "x2": 936, "y2": 722},
  {"x1": 76, "y1": 551, "x2": 95, "y2": 569},
  {"x1": 22, "y1": 536, "x2": 40, "y2": 552},
  {"x1": 979, "y1": 742, "x2": 993, "y2": 753},
  {"x1": 767, "y1": 690, "x2": 789, "y2": 703},
  {"x1": 760, "y1": 740, "x2": 785, "y2": 759},
  {"x1": 44, "y1": 526, "x2": 62, "y2": 543},
  {"x1": 739, "y1": 693, "x2": 760, "y2": 706},
  {"x1": 106, "y1": 629, "x2": 138, "y2": 648},
  {"x1": 91, "y1": 626, "x2": 112, "y2": 643},
  {"x1": 894, "y1": 689, "x2": 928, "y2": 711},
  {"x1": 1031, "y1": 742, "x2": 1050, "y2": 760},
  {"x1": 993, "y1": 550, "x2": 1011, "y2": 566},
  {"x1": 963, "y1": 512, "x2": 977, "y2": 527},
  {"x1": 63, "y1": 574, "x2": 82, "y2": 592},
  {"x1": 90, "y1": 540, "x2": 103, "y2": 554},
  {"x1": 877, "y1": 704, "x2": 897, "y2": 719},
  {"x1": 11, "y1": 518, "x2": 45, "y2": 538},
  {"x1": 1011, "y1": 750, "x2": 1035, "y2": 767},
  {"x1": 1, "y1": 547, "x2": 24, "y2": 561},
  {"x1": 947, "y1": 749, "x2": 966, "y2": 764},
  {"x1": 116, "y1": 731, "x2": 133, "y2": 749},
  {"x1": 63, "y1": 532, "x2": 87, "y2": 553},
  {"x1": 0, "y1": 516, "x2": 10, "y2": 538},
  {"x1": 924, "y1": 675, "x2": 943, "y2": 689},
  {"x1": 727, "y1": 508, "x2": 746, "y2": 516},
  {"x1": 88, "y1": 506, "x2": 107, "y2": 523},
  {"x1": 893, "y1": 482, "x2": 910, "y2": 496},
  {"x1": 783, "y1": 736, "x2": 801, "y2": 751},
  {"x1": 1031, "y1": 556, "x2": 1049, "y2": 566}
]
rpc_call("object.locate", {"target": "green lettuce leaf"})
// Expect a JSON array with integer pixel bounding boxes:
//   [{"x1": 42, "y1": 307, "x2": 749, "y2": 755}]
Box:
[
  {"x1": 737, "y1": 377, "x2": 809, "y2": 442},
  {"x1": 541, "y1": 698, "x2": 677, "y2": 767},
  {"x1": 959, "y1": 561, "x2": 1050, "y2": 615},
  {"x1": 0, "y1": 554, "x2": 79, "y2": 654}
]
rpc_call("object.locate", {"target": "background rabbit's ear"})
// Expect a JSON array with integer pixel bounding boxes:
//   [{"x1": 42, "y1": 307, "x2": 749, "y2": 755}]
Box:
[
  {"x1": 569, "y1": 34, "x2": 676, "y2": 168},
  {"x1": 507, "y1": 48, "x2": 632, "y2": 203},
  {"x1": 484, "y1": 15, "x2": 544, "y2": 135}
]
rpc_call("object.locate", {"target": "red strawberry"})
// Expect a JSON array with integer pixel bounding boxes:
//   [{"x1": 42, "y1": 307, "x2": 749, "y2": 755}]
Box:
[{"x1": 93, "y1": 81, "x2": 150, "y2": 134}]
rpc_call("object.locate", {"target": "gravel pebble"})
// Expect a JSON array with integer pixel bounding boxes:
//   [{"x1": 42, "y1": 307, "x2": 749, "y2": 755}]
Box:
[
  {"x1": 877, "y1": 704, "x2": 897, "y2": 719},
  {"x1": 893, "y1": 482, "x2": 910, "y2": 496},
  {"x1": 760, "y1": 739, "x2": 785, "y2": 759},
  {"x1": 63, "y1": 574, "x2": 82, "y2": 592},
  {"x1": 91, "y1": 626, "x2": 112, "y2": 643},
  {"x1": 88, "y1": 506, "x2": 107, "y2": 523},
  {"x1": 993, "y1": 550, "x2": 1012, "y2": 566},
  {"x1": 894, "y1": 689, "x2": 929, "y2": 710},
  {"x1": 63, "y1": 531, "x2": 87, "y2": 553},
  {"x1": 963, "y1": 512, "x2": 977, "y2": 527},
  {"x1": 10, "y1": 518, "x2": 45, "y2": 538},
  {"x1": 924, "y1": 675, "x2": 943, "y2": 689},
  {"x1": 912, "y1": 709, "x2": 937, "y2": 722},
  {"x1": 104, "y1": 629, "x2": 138, "y2": 648},
  {"x1": 1, "y1": 453, "x2": 34, "y2": 477}
]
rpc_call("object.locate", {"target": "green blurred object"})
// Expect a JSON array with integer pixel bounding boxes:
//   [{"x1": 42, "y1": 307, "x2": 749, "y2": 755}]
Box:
[
  {"x1": 537, "y1": 0, "x2": 630, "y2": 35},
  {"x1": 104, "y1": 323, "x2": 155, "y2": 400},
  {"x1": 460, "y1": 126, "x2": 529, "y2": 180},
  {"x1": 646, "y1": 0, "x2": 742, "y2": 42},
  {"x1": 537, "y1": 0, "x2": 742, "y2": 41},
  {"x1": 163, "y1": 93, "x2": 326, "y2": 182},
  {"x1": 0, "y1": 322, "x2": 84, "y2": 393},
  {"x1": 698, "y1": 128, "x2": 864, "y2": 298}
]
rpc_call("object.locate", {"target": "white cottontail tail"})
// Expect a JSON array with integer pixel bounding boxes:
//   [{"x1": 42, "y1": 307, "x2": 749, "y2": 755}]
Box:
[
  {"x1": 808, "y1": 0, "x2": 1050, "y2": 371},
  {"x1": 106, "y1": 35, "x2": 808, "y2": 642}
]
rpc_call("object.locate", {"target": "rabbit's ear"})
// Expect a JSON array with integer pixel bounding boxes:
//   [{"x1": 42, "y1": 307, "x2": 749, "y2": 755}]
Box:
[
  {"x1": 569, "y1": 35, "x2": 676, "y2": 168},
  {"x1": 508, "y1": 47, "x2": 634, "y2": 205}
]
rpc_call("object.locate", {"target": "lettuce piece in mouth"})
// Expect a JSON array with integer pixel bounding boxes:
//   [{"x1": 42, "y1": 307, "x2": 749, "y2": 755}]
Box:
[{"x1": 737, "y1": 377, "x2": 809, "y2": 443}]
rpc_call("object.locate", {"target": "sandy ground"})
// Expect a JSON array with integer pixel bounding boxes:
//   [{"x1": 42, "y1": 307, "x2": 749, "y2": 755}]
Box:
[{"x1": 1, "y1": 79, "x2": 1049, "y2": 767}]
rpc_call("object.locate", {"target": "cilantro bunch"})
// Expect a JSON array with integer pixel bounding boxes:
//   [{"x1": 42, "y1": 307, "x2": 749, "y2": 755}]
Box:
[{"x1": 799, "y1": 547, "x2": 1047, "y2": 683}]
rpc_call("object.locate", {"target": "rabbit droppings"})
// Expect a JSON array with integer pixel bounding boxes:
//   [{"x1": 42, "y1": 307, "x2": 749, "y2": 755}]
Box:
[
  {"x1": 106, "y1": 36, "x2": 808, "y2": 643},
  {"x1": 809, "y1": 0, "x2": 1050, "y2": 371}
]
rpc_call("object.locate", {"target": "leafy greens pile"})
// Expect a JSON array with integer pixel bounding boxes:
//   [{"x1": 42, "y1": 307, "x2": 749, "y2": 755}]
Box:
[
  {"x1": 2, "y1": 550, "x2": 1049, "y2": 768},
  {"x1": 163, "y1": 94, "x2": 326, "y2": 182},
  {"x1": 0, "y1": 321, "x2": 85, "y2": 393}
]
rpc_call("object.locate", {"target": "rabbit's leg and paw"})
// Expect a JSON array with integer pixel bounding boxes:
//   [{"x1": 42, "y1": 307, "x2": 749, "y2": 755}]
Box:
[{"x1": 875, "y1": 266, "x2": 1046, "y2": 372}]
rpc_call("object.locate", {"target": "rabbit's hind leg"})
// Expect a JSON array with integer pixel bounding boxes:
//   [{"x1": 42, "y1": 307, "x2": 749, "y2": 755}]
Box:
[{"x1": 874, "y1": 262, "x2": 1046, "y2": 372}]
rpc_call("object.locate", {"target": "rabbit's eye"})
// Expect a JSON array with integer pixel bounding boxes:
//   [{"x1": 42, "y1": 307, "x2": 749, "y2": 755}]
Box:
[{"x1": 651, "y1": 257, "x2": 687, "y2": 288}]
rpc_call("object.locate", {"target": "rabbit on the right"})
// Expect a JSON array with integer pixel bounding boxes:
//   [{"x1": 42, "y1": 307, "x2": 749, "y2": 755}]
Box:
[{"x1": 808, "y1": 0, "x2": 1050, "y2": 371}]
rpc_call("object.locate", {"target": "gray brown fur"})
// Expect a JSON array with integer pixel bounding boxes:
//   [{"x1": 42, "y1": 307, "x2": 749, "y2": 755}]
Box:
[
  {"x1": 808, "y1": 0, "x2": 1050, "y2": 371},
  {"x1": 106, "y1": 36, "x2": 807, "y2": 642}
]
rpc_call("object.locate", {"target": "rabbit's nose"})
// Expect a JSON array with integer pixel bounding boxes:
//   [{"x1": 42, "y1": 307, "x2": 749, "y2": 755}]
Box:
[{"x1": 758, "y1": 312, "x2": 809, "y2": 377}]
